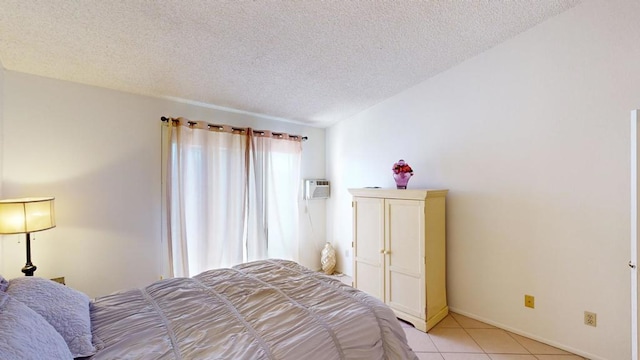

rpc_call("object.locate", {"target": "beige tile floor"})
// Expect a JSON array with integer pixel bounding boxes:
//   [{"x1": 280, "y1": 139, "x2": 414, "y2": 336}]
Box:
[{"x1": 402, "y1": 313, "x2": 586, "y2": 360}]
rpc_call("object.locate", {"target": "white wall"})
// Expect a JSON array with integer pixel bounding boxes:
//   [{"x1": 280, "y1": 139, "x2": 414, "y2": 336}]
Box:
[
  {"x1": 326, "y1": 0, "x2": 638, "y2": 359},
  {"x1": 0, "y1": 61, "x2": 4, "y2": 261},
  {"x1": 1, "y1": 70, "x2": 326, "y2": 298}
]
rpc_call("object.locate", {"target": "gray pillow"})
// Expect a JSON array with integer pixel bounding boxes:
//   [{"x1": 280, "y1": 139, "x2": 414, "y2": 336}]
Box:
[
  {"x1": 0, "y1": 292, "x2": 73, "y2": 359},
  {"x1": 7, "y1": 277, "x2": 96, "y2": 358}
]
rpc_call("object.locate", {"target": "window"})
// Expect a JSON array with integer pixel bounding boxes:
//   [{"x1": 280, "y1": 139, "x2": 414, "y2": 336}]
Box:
[{"x1": 164, "y1": 120, "x2": 302, "y2": 277}]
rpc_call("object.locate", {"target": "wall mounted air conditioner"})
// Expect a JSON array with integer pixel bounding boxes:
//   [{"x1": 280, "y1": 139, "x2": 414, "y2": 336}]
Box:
[{"x1": 304, "y1": 179, "x2": 330, "y2": 200}]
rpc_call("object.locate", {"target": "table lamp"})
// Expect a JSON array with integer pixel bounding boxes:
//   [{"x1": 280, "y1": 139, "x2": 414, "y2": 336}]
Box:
[{"x1": 0, "y1": 197, "x2": 56, "y2": 276}]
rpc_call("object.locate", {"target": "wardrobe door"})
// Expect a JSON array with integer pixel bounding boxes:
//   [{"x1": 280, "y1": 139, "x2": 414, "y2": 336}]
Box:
[
  {"x1": 385, "y1": 199, "x2": 425, "y2": 319},
  {"x1": 352, "y1": 197, "x2": 385, "y2": 301}
]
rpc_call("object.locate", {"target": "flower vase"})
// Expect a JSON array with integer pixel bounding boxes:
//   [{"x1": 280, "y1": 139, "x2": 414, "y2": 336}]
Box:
[
  {"x1": 393, "y1": 172, "x2": 412, "y2": 189},
  {"x1": 321, "y1": 242, "x2": 336, "y2": 275}
]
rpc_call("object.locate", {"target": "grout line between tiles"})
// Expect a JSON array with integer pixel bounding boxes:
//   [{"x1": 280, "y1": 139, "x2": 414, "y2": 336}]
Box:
[
  {"x1": 451, "y1": 313, "x2": 536, "y2": 357},
  {"x1": 412, "y1": 313, "x2": 588, "y2": 360}
]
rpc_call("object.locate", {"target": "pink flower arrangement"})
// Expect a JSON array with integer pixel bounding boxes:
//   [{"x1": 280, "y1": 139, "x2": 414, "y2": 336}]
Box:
[{"x1": 392, "y1": 159, "x2": 413, "y2": 175}]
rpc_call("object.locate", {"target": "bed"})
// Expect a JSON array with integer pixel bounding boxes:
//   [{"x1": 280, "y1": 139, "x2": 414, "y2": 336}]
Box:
[{"x1": 0, "y1": 259, "x2": 418, "y2": 360}]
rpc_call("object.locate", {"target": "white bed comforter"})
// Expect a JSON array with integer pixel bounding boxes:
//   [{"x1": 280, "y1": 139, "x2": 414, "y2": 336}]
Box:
[{"x1": 89, "y1": 259, "x2": 418, "y2": 360}]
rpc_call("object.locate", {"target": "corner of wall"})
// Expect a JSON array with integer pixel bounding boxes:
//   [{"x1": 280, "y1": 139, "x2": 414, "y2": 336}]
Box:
[
  {"x1": 0, "y1": 63, "x2": 5, "y2": 271},
  {"x1": 0, "y1": 59, "x2": 5, "y2": 196}
]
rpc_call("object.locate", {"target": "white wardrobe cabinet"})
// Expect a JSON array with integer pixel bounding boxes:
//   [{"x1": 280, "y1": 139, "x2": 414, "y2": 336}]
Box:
[{"x1": 349, "y1": 188, "x2": 448, "y2": 332}]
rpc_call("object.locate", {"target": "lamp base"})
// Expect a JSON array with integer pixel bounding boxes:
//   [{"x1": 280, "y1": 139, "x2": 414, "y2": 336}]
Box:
[
  {"x1": 22, "y1": 232, "x2": 37, "y2": 276},
  {"x1": 22, "y1": 263, "x2": 36, "y2": 276}
]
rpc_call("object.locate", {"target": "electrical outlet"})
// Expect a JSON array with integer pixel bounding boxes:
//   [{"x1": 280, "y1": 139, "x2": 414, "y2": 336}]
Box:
[
  {"x1": 584, "y1": 311, "x2": 597, "y2": 327},
  {"x1": 524, "y1": 294, "x2": 535, "y2": 308}
]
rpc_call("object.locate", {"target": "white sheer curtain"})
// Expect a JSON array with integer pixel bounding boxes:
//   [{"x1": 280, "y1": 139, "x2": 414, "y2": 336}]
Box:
[
  {"x1": 167, "y1": 123, "x2": 248, "y2": 277},
  {"x1": 247, "y1": 135, "x2": 302, "y2": 262},
  {"x1": 166, "y1": 119, "x2": 302, "y2": 277}
]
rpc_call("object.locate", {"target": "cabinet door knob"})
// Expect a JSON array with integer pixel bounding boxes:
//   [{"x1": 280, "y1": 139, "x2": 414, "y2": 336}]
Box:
[
  {"x1": 380, "y1": 249, "x2": 385, "y2": 254},
  {"x1": 384, "y1": 250, "x2": 390, "y2": 255}
]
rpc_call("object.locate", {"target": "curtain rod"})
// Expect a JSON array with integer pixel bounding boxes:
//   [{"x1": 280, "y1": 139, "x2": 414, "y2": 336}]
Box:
[{"x1": 161, "y1": 116, "x2": 308, "y2": 141}]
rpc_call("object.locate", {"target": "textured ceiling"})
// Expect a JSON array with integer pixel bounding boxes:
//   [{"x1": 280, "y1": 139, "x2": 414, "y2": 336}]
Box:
[{"x1": 0, "y1": 1, "x2": 582, "y2": 127}]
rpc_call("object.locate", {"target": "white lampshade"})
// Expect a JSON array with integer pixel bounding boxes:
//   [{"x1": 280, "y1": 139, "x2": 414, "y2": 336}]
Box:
[{"x1": 0, "y1": 197, "x2": 56, "y2": 234}]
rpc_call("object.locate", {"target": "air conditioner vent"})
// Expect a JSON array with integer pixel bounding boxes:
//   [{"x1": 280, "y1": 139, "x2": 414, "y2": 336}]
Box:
[{"x1": 304, "y1": 179, "x2": 330, "y2": 199}]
